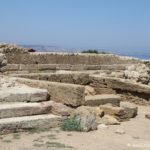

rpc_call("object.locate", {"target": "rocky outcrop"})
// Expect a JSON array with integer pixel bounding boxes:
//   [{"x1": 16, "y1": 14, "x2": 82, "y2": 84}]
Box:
[
  {"x1": 0, "y1": 53, "x2": 7, "y2": 69},
  {"x1": 0, "y1": 43, "x2": 29, "y2": 54},
  {"x1": 124, "y1": 64, "x2": 150, "y2": 85}
]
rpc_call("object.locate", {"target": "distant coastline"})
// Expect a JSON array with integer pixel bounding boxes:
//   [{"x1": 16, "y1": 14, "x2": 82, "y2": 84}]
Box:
[
  {"x1": 121, "y1": 54, "x2": 150, "y2": 60},
  {"x1": 21, "y1": 45, "x2": 150, "y2": 60}
]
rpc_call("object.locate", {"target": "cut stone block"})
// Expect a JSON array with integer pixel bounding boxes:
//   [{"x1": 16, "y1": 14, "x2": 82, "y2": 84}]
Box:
[
  {"x1": 0, "y1": 102, "x2": 52, "y2": 119},
  {"x1": 85, "y1": 94, "x2": 121, "y2": 106},
  {"x1": 0, "y1": 114, "x2": 61, "y2": 134},
  {"x1": 16, "y1": 78, "x2": 85, "y2": 107},
  {"x1": 120, "y1": 102, "x2": 138, "y2": 118},
  {"x1": 90, "y1": 75, "x2": 150, "y2": 100},
  {"x1": 0, "y1": 85, "x2": 49, "y2": 103}
]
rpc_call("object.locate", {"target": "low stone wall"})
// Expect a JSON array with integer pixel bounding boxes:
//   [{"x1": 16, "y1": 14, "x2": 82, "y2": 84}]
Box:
[
  {"x1": 12, "y1": 73, "x2": 90, "y2": 85},
  {"x1": 5, "y1": 52, "x2": 140, "y2": 65},
  {"x1": 1, "y1": 64, "x2": 129, "y2": 73}
]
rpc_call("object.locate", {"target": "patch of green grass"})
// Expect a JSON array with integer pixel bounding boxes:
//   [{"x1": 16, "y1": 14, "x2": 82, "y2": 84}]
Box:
[
  {"x1": 33, "y1": 143, "x2": 44, "y2": 147},
  {"x1": 45, "y1": 141, "x2": 73, "y2": 149},
  {"x1": 13, "y1": 133, "x2": 20, "y2": 140},
  {"x1": 27, "y1": 128, "x2": 49, "y2": 134},
  {"x1": 54, "y1": 129, "x2": 60, "y2": 133},
  {"x1": 47, "y1": 134, "x2": 57, "y2": 140},
  {"x1": 2, "y1": 140, "x2": 12, "y2": 143},
  {"x1": 60, "y1": 117, "x2": 81, "y2": 132},
  {"x1": 33, "y1": 137, "x2": 44, "y2": 143}
]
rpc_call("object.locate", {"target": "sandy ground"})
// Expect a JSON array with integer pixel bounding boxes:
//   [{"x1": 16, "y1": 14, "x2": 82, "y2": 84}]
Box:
[{"x1": 0, "y1": 105, "x2": 150, "y2": 150}]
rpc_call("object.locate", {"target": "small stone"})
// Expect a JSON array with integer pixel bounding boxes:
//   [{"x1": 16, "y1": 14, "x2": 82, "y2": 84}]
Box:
[
  {"x1": 100, "y1": 115, "x2": 120, "y2": 125},
  {"x1": 120, "y1": 102, "x2": 138, "y2": 119},
  {"x1": 97, "y1": 124, "x2": 108, "y2": 129},
  {"x1": 145, "y1": 114, "x2": 150, "y2": 120},
  {"x1": 115, "y1": 129, "x2": 125, "y2": 135},
  {"x1": 85, "y1": 85, "x2": 96, "y2": 96},
  {"x1": 100, "y1": 104, "x2": 125, "y2": 116}
]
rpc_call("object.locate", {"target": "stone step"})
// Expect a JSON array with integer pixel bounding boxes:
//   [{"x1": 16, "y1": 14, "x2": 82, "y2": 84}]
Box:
[
  {"x1": 0, "y1": 102, "x2": 52, "y2": 119},
  {"x1": 0, "y1": 85, "x2": 49, "y2": 103},
  {"x1": 0, "y1": 114, "x2": 61, "y2": 134},
  {"x1": 16, "y1": 78, "x2": 85, "y2": 107},
  {"x1": 85, "y1": 94, "x2": 121, "y2": 106}
]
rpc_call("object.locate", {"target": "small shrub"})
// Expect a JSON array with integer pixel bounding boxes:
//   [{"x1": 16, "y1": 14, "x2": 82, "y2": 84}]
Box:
[
  {"x1": 60, "y1": 117, "x2": 81, "y2": 131},
  {"x1": 81, "y1": 49, "x2": 108, "y2": 54},
  {"x1": 81, "y1": 49, "x2": 99, "y2": 54}
]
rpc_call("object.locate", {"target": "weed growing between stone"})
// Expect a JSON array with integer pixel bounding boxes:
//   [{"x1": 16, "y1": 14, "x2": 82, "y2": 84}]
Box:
[{"x1": 60, "y1": 117, "x2": 81, "y2": 131}]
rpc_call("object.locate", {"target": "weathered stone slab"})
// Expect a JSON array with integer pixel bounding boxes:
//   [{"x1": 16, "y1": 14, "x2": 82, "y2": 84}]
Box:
[
  {"x1": 1, "y1": 64, "x2": 20, "y2": 72},
  {"x1": 0, "y1": 85, "x2": 49, "y2": 103},
  {"x1": 0, "y1": 114, "x2": 61, "y2": 134},
  {"x1": 16, "y1": 78, "x2": 85, "y2": 107},
  {"x1": 90, "y1": 75, "x2": 150, "y2": 100},
  {"x1": 85, "y1": 94, "x2": 121, "y2": 106},
  {"x1": 12, "y1": 72, "x2": 90, "y2": 85},
  {"x1": 0, "y1": 102, "x2": 52, "y2": 119}
]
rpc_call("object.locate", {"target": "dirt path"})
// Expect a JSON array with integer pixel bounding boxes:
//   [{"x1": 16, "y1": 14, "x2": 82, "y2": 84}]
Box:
[{"x1": 0, "y1": 105, "x2": 150, "y2": 150}]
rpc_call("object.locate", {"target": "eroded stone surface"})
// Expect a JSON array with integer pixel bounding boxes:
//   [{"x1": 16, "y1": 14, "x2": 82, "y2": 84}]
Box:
[
  {"x1": 120, "y1": 102, "x2": 138, "y2": 119},
  {"x1": 42, "y1": 101, "x2": 73, "y2": 116},
  {"x1": 99, "y1": 114, "x2": 120, "y2": 125},
  {"x1": 0, "y1": 77, "x2": 49, "y2": 103},
  {"x1": 85, "y1": 94, "x2": 121, "y2": 106},
  {"x1": 0, "y1": 114, "x2": 61, "y2": 134},
  {"x1": 17, "y1": 78, "x2": 85, "y2": 107},
  {"x1": 0, "y1": 102, "x2": 52, "y2": 119}
]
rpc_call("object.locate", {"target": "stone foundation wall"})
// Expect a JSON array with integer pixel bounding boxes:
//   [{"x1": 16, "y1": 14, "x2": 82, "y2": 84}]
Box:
[
  {"x1": 5, "y1": 53, "x2": 140, "y2": 65},
  {"x1": 1, "y1": 64, "x2": 128, "y2": 73}
]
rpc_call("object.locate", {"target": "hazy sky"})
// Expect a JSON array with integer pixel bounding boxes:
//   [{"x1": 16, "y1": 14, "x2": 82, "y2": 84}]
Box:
[{"x1": 0, "y1": 0, "x2": 150, "y2": 54}]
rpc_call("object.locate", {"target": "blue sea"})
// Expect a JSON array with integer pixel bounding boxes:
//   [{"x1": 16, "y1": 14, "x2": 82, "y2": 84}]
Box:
[{"x1": 122, "y1": 54, "x2": 150, "y2": 60}]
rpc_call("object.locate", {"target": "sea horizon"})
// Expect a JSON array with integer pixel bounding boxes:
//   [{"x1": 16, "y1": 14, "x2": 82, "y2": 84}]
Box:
[{"x1": 21, "y1": 44, "x2": 150, "y2": 61}]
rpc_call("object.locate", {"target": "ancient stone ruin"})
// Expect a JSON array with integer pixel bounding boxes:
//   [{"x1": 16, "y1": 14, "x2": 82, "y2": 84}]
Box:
[{"x1": 0, "y1": 43, "x2": 150, "y2": 133}]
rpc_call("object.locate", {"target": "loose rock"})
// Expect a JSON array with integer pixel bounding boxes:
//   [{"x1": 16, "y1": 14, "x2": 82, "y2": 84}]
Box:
[
  {"x1": 99, "y1": 115, "x2": 120, "y2": 125},
  {"x1": 120, "y1": 102, "x2": 138, "y2": 119},
  {"x1": 72, "y1": 106, "x2": 98, "y2": 132},
  {"x1": 145, "y1": 114, "x2": 150, "y2": 120}
]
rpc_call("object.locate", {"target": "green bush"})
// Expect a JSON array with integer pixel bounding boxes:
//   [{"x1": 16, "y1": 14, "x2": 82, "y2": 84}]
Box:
[
  {"x1": 81, "y1": 49, "x2": 108, "y2": 54},
  {"x1": 81, "y1": 49, "x2": 99, "y2": 54},
  {"x1": 60, "y1": 117, "x2": 81, "y2": 131}
]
